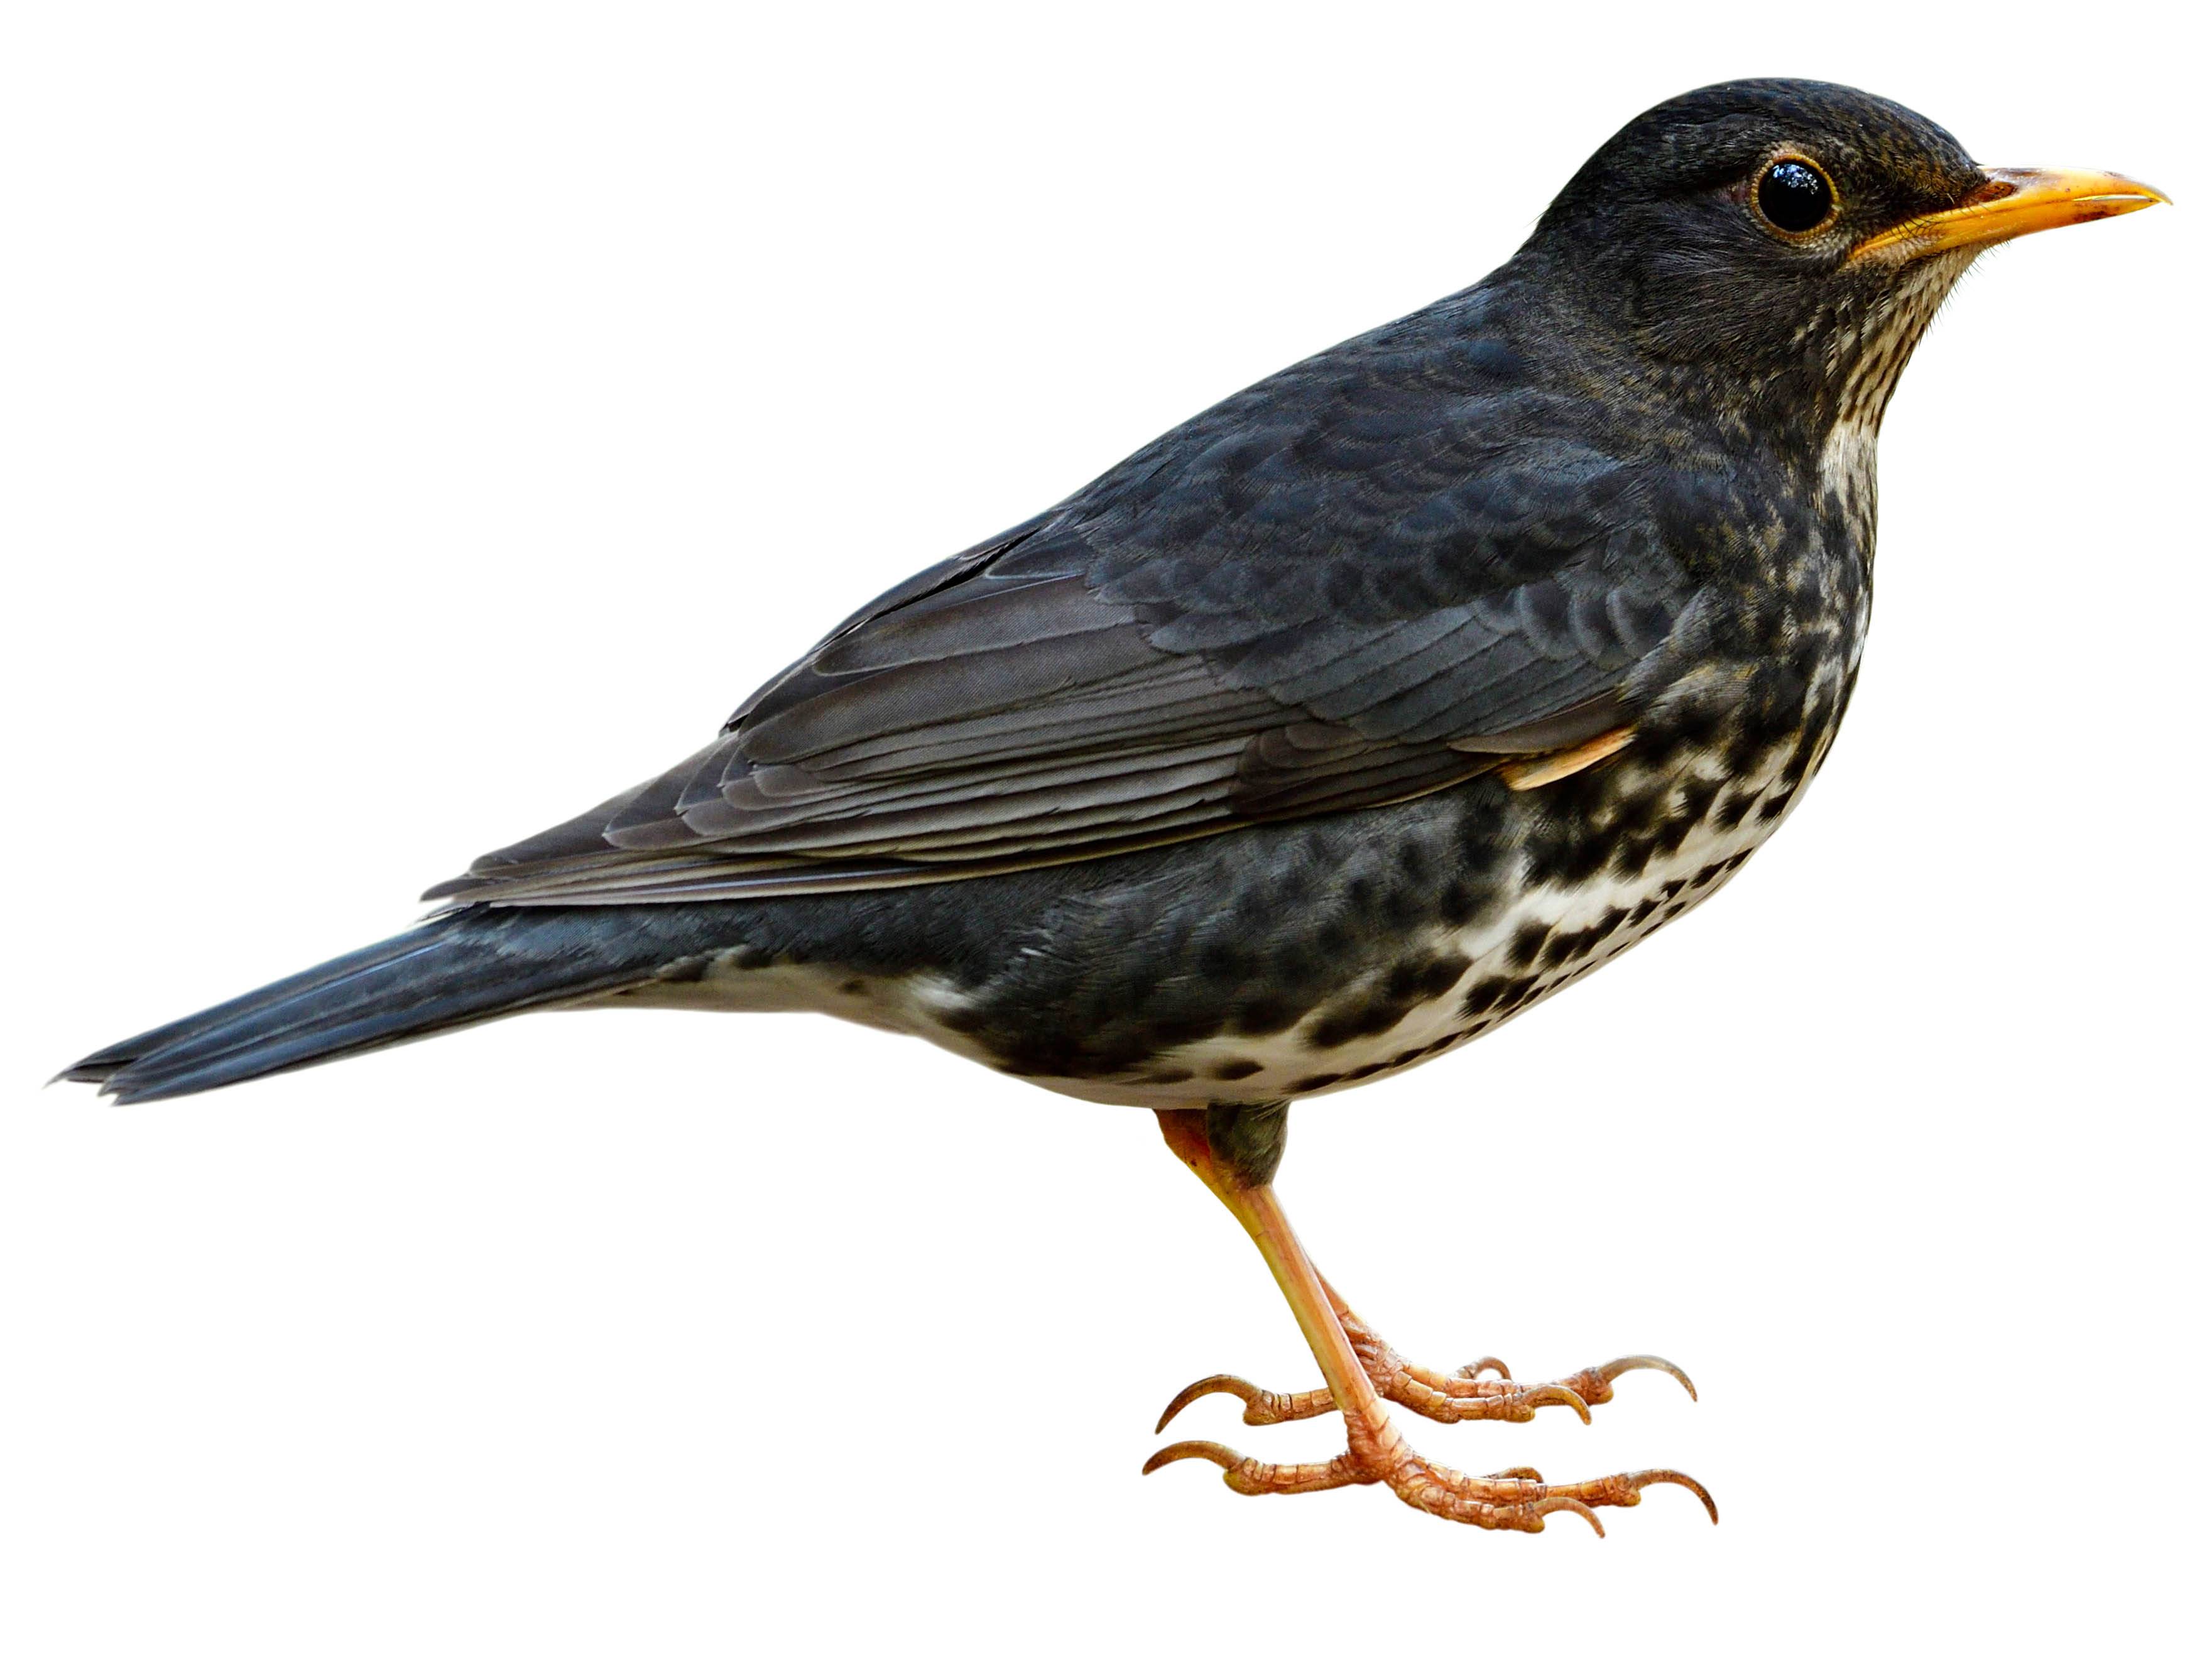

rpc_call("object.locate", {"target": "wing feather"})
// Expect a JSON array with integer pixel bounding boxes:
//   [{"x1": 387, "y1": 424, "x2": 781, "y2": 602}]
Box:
[{"x1": 430, "y1": 286, "x2": 1709, "y2": 907}]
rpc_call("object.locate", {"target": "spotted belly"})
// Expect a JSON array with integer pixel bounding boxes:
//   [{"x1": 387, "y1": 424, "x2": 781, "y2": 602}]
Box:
[
  {"x1": 605, "y1": 704, "x2": 1843, "y2": 1111},
  {"x1": 1035, "y1": 813, "x2": 1782, "y2": 1103},
  {"x1": 1011, "y1": 711, "x2": 1839, "y2": 1107}
]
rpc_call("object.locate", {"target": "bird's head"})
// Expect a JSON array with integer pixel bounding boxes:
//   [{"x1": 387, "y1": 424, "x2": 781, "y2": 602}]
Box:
[{"x1": 1528, "y1": 79, "x2": 2165, "y2": 437}]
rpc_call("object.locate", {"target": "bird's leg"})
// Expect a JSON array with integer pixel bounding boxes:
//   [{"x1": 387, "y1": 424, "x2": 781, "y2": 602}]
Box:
[
  {"x1": 1143, "y1": 1106, "x2": 1714, "y2": 1534},
  {"x1": 1158, "y1": 1266, "x2": 1696, "y2": 1430}
]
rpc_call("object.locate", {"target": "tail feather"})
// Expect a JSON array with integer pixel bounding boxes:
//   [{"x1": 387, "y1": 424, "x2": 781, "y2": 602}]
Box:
[{"x1": 62, "y1": 907, "x2": 670, "y2": 1104}]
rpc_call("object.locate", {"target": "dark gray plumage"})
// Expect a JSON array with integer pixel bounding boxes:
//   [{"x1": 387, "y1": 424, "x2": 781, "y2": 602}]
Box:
[
  {"x1": 62, "y1": 72, "x2": 2172, "y2": 1542},
  {"x1": 422, "y1": 329, "x2": 1692, "y2": 906},
  {"x1": 63, "y1": 79, "x2": 2157, "y2": 1128}
]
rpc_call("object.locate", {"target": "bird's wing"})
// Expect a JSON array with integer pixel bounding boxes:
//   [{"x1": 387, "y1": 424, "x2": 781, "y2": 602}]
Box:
[{"x1": 430, "y1": 329, "x2": 1703, "y2": 906}]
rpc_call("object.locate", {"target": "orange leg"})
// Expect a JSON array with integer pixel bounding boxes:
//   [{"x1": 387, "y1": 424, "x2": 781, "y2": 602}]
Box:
[{"x1": 1143, "y1": 1109, "x2": 1714, "y2": 1535}]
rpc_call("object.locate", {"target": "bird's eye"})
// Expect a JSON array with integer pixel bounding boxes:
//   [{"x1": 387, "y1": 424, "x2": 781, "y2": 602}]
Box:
[{"x1": 1755, "y1": 156, "x2": 1837, "y2": 236}]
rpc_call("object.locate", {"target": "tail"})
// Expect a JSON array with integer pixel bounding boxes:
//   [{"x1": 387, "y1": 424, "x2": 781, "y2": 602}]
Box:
[{"x1": 59, "y1": 906, "x2": 675, "y2": 1104}]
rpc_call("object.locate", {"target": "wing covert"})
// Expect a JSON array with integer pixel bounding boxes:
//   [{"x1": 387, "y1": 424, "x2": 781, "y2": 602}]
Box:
[{"x1": 429, "y1": 291, "x2": 1705, "y2": 907}]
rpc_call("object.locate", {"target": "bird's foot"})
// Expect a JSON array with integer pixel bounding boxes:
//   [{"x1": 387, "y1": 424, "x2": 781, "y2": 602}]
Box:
[
  {"x1": 1143, "y1": 1406, "x2": 1715, "y2": 1534},
  {"x1": 1155, "y1": 1305, "x2": 1695, "y2": 1430}
]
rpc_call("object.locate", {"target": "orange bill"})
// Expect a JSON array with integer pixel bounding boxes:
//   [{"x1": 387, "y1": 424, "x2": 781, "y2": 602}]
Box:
[{"x1": 1851, "y1": 166, "x2": 2169, "y2": 263}]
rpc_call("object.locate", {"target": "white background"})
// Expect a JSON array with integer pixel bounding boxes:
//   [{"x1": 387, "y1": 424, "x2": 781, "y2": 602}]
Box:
[{"x1": 4, "y1": 3, "x2": 2204, "y2": 1655}]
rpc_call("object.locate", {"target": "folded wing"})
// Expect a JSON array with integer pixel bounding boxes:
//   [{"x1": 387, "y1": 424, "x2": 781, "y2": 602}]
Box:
[{"x1": 429, "y1": 307, "x2": 1703, "y2": 906}]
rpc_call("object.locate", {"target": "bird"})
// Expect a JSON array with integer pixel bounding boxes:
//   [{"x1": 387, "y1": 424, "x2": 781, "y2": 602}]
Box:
[{"x1": 61, "y1": 79, "x2": 2165, "y2": 1535}]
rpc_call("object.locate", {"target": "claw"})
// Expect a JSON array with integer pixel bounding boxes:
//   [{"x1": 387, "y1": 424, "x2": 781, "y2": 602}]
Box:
[
  {"x1": 1144, "y1": 1439, "x2": 1358, "y2": 1496},
  {"x1": 1155, "y1": 1373, "x2": 1329, "y2": 1432},
  {"x1": 1601, "y1": 1363, "x2": 1699, "y2": 1406},
  {"x1": 1654, "y1": 1469, "x2": 1720, "y2": 1524},
  {"x1": 1532, "y1": 1495, "x2": 1606, "y2": 1537},
  {"x1": 1155, "y1": 1376, "x2": 1235, "y2": 1433},
  {"x1": 1142, "y1": 1439, "x2": 1242, "y2": 1477},
  {"x1": 1520, "y1": 1383, "x2": 1593, "y2": 1425},
  {"x1": 1457, "y1": 1356, "x2": 1512, "y2": 1381},
  {"x1": 1569, "y1": 1468, "x2": 1718, "y2": 1524},
  {"x1": 1149, "y1": 1440, "x2": 1708, "y2": 1531},
  {"x1": 1551, "y1": 1354, "x2": 1697, "y2": 1407}
]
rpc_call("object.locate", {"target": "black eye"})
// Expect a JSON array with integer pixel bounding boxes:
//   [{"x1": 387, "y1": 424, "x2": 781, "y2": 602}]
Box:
[{"x1": 1756, "y1": 158, "x2": 1836, "y2": 235}]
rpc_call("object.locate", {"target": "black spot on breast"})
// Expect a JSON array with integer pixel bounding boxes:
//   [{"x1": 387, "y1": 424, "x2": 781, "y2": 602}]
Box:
[
  {"x1": 1438, "y1": 881, "x2": 1478, "y2": 928},
  {"x1": 1713, "y1": 790, "x2": 1759, "y2": 830},
  {"x1": 1211, "y1": 1057, "x2": 1264, "y2": 1081},
  {"x1": 1307, "y1": 952, "x2": 1468, "y2": 1049},
  {"x1": 1691, "y1": 850, "x2": 1756, "y2": 889},
  {"x1": 1724, "y1": 725, "x2": 1775, "y2": 779},
  {"x1": 1540, "y1": 913, "x2": 1626, "y2": 969},
  {"x1": 1290, "y1": 1072, "x2": 1344, "y2": 1095},
  {"x1": 1388, "y1": 953, "x2": 1468, "y2": 1003},
  {"x1": 1608, "y1": 837, "x2": 1659, "y2": 881},
  {"x1": 1145, "y1": 1009, "x2": 1224, "y2": 1052},
  {"x1": 1677, "y1": 774, "x2": 1724, "y2": 825},
  {"x1": 1150, "y1": 1067, "x2": 1195, "y2": 1085},
  {"x1": 839, "y1": 978, "x2": 867, "y2": 996},
  {"x1": 1777, "y1": 690, "x2": 1839, "y2": 790},
  {"x1": 1525, "y1": 816, "x2": 1614, "y2": 888},
  {"x1": 1307, "y1": 1004, "x2": 1387, "y2": 1050},
  {"x1": 1652, "y1": 808, "x2": 1703, "y2": 858},
  {"x1": 1461, "y1": 977, "x2": 1509, "y2": 1017},
  {"x1": 1233, "y1": 998, "x2": 1302, "y2": 1037},
  {"x1": 1502, "y1": 975, "x2": 1546, "y2": 1010},
  {"x1": 1507, "y1": 923, "x2": 1549, "y2": 969}
]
